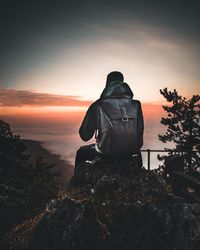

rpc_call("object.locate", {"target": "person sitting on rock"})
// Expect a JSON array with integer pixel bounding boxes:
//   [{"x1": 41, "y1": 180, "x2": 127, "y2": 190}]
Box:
[{"x1": 75, "y1": 71, "x2": 144, "y2": 172}]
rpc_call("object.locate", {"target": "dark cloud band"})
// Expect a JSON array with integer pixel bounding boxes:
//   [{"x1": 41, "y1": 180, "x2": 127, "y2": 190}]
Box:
[{"x1": 0, "y1": 88, "x2": 91, "y2": 107}]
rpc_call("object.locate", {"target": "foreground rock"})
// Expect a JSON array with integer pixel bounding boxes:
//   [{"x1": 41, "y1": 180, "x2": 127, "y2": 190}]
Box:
[{"x1": 2, "y1": 159, "x2": 200, "y2": 250}]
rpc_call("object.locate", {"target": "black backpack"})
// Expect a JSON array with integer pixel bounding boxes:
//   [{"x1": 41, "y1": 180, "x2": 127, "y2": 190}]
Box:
[{"x1": 96, "y1": 98, "x2": 141, "y2": 158}]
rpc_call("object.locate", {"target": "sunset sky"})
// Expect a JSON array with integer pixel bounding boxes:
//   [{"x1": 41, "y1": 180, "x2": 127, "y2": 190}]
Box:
[
  {"x1": 0, "y1": 0, "x2": 199, "y2": 108},
  {"x1": 0, "y1": 0, "x2": 199, "y2": 168}
]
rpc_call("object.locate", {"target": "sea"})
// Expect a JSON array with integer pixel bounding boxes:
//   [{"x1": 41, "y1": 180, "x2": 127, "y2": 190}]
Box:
[{"x1": 1, "y1": 105, "x2": 173, "y2": 170}]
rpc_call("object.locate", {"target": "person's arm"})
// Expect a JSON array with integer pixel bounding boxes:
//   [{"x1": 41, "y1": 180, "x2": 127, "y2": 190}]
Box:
[
  {"x1": 137, "y1": 101, "x2": 144, "y2": 148},
  {"x1": 79, "y1": 102, "x2": 97, "y2": 141}
]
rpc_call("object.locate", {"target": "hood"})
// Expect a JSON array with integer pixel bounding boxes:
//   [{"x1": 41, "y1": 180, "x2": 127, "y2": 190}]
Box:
[{"x1": 100, "y1": 81, "x2": 133, "y2": 99}]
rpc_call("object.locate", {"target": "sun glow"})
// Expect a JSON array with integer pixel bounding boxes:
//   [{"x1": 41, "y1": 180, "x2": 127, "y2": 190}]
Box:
[{"x1": 0, "y1": 103, "x2": 165, "y2": 121}]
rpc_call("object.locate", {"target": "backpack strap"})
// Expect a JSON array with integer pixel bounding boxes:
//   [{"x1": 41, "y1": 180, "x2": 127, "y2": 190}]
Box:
[{"x1": 119, "y1": 101, "x2": 129, "y2": 121}]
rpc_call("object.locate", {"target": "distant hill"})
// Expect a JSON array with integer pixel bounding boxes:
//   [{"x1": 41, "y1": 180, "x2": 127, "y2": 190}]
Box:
[{"x1": 22, "y1": 139, "x2": 74, "y2": 186}]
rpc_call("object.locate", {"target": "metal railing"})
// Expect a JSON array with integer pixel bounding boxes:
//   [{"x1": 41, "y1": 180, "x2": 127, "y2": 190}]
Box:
[{"x1": 141, "y1": 149, "x2": 199, "y2": 170}]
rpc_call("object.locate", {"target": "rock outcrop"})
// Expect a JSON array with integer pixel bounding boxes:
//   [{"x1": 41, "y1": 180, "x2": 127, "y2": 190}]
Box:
[{"x1": 2, "y1": 158, "x2": 200, "y2": 250}]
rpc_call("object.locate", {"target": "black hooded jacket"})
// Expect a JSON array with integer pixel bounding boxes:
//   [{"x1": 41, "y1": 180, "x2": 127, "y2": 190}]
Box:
[{"x1": 79, "y1": 81, "x2": 144, "y2": 148}]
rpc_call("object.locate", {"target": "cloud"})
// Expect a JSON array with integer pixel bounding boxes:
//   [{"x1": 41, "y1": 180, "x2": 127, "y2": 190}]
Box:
[{"x1": 0, "y1": 88, "x2": 92, "y2": 107}]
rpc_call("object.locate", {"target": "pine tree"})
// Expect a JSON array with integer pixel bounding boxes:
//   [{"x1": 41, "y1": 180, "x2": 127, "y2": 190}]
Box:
[
  {"x1": 0, "y1": 120, "x2": 29, "y2": 206},
  {"x1": 0, "y1": 120, "x2": 60, "y2": 235},
  {"x1": 158, "y1": 88, "x2": 200, "y2": 172}
]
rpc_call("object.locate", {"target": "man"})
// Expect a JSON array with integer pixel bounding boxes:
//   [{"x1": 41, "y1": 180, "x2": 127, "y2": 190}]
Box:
[{"x1": 75, "y1": 71, "x2": 144, "y2": 171}]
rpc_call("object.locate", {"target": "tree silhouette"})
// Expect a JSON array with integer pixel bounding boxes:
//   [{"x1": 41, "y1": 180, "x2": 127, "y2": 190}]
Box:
[
  {"x1": 0, "y1": 120, "x2": 60, "y2": 235},
  {"x1": 158, "y1": 88, "x2": 200, "y2": 172},
  {"x1": 0, "y1": 120, "x2": 29, "y2": 206}
]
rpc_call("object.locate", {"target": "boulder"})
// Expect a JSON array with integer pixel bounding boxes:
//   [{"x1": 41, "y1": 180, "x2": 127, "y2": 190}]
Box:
[
  {"x1": 29, "y1": 159, "x2": 200, "y2": 250},
  {"x1": 2, "y1": 159, "x2": 200, "y2": 250}
]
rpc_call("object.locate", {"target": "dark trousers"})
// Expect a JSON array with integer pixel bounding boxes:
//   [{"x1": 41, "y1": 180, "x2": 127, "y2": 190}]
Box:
[
  {"x1": 75, "y1": 144, "x2": 143, "y2": 172},
  {"x1": 75, "y1": 144, "x2": 99, "y2": 173}
]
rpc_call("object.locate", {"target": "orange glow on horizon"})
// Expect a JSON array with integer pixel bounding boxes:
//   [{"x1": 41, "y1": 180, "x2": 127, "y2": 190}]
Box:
[{"x1": 0, "y1": 103, "x2": 166, "y2": 122}]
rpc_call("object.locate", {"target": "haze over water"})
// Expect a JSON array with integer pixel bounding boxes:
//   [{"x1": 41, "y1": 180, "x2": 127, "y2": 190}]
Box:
[{"x1": 1, "y1": 104, "x2": 173, "y2": 170}]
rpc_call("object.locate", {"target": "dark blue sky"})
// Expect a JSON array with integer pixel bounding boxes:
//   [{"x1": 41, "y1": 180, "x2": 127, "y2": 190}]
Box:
[{"x1": 0, "y1": 0, "x2": 199, "y2": 101}]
